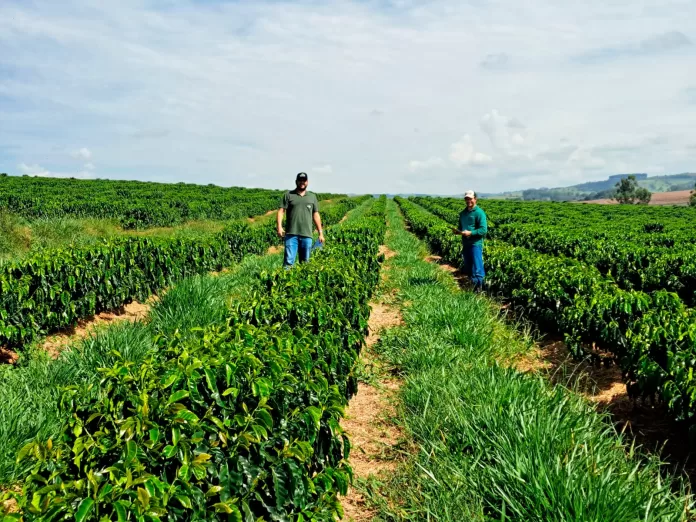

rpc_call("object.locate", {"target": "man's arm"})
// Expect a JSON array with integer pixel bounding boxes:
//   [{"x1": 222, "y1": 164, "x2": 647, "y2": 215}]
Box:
[
  {"x1": 470, "y1": 212, "x2": 488, "y2": 240},
  {"x1": 313, "y1": 212, "x2": 325, "y2": 243},
  {"x1": 277, "y1": 208, "x2": 285, "y2": 237},
  {"x1": 452, "y1": 211, "x2": 467, "y2": 236},
  {"x1": 277, "y1": 193, "x2": 288, "y2": 238}
]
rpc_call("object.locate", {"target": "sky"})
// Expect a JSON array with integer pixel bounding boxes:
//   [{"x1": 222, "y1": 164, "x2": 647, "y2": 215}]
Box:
[{"x1": 1, "y1": 0, "x2": 695, "y2": 195}]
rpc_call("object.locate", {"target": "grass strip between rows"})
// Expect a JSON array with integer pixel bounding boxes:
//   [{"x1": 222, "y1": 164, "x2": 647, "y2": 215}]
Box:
[{"x1": 365, "y1": 200, "x2": 692, "y2": 521}]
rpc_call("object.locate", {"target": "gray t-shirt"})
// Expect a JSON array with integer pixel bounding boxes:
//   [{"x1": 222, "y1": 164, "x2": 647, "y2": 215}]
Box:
[{"x1": 281, "y1": 190, "x2": 319, "y2": 238}]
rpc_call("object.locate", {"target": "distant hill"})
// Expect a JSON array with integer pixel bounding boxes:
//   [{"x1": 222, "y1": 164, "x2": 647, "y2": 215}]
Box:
[{"x1": 482, "y1": 173, "x2": 696, "y2": 202}]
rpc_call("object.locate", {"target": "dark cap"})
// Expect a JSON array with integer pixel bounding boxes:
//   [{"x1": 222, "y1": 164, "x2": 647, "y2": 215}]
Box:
[{"x1": 296, "y1": 172, "x2": 308, "y2": 181}]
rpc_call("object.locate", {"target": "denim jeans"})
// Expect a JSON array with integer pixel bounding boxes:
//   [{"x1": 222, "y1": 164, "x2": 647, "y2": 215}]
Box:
[
  {"x1": 284, "y1": 234, "x2": 314, "y2": 267},
  {"x1": 462, "y1": 244, "x2": 485, "y2": 290}
]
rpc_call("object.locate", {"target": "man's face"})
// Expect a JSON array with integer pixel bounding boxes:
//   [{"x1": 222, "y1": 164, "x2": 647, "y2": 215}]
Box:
[
  {"x1": 296, "y1": 179, "x2": 308, "y2": 190},
  {"x1": 465, "y1": 197, "x2": 476, "y2": 209}
]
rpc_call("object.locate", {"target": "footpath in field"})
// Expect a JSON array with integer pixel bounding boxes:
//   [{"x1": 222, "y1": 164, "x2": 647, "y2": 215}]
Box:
[
  {"x1": 340, "y1": 242, "x2": 402, "y2": 521},
  {"x1": 351, "y1": 200, "x2": 693, "y2": 521}
]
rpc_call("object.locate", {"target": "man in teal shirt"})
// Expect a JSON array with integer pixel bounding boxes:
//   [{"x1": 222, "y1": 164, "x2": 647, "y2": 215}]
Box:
[
  {"x1": 452, "y1": 190, "x2": 488, "y2": 292},
  {"x1": 277, "y1": 172, "x2": 324, "y2": 267}
]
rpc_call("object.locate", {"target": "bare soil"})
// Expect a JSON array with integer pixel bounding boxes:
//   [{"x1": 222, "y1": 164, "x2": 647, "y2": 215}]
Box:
[
  {"x1": 247, "y1": 209, "x2": 276, "y2": 224},
  {"x1": 340, "y1": 251, "x2": 404, "y2": 521},
  {"x1": 41, "y1": 300, "x2": 152, "y2": 359},
  {"x1": 267, "y1": 245, "x2": 282, "y2": 255},
  {"x1": 0, "y1": 347, "x2": 19, "y2": 364},
  {"x1": 378, "y1": 245, "x2": 396, "y2": 260},
  {"x1": 1, "y1": 485, "x2": 19, "y2": 514},
  {"x1": 581, "y1": 190, "x2": 693, "y2": 206},
  {"x1": 516, "y1": 336, "x2": 696, "y2": 484}
]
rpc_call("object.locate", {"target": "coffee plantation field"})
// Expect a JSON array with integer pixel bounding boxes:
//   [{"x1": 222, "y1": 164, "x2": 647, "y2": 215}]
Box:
[
  {"x1": 0, "y1": 175, "x2": 344, "y2": 229},
  {"x1": 2, "y1": 183, "x2": 696, "y2": 521},
  {"x1": 399, "y1": 196, "x2": 696, "y2": 432}
]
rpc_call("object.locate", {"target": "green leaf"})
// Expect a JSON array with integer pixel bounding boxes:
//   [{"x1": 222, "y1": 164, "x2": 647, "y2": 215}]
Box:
[
  {"x1": 137, "y1": 487, "x2": 150, "y2": 509},
  {"x1": 256, "y1": 409, "x2": 273, "y2": 429},
  {"x1": 124, "y1": 440, "x2": 137, "y2": 463},
  {"x1": 163, "y1": 445, "x2": 177, "y2": 458},
  {"x1": 175, "y1": 409, "x2": 199, "y2": 424},
  {"x1": 75, "y1": 498, "x2": 95, "y2": 522},
  {"x1": 175, "y1": 495, "x2": 192, "y2": 509},
  {"x1": 206, "y1": 486, "x2": 223, "y2": 497},
  {"x1": 113, "y1": 501, "x2": 127, "y2": 522},
  {"x1": 167, "y1": 390, "x2": 190, "y2": 405}
]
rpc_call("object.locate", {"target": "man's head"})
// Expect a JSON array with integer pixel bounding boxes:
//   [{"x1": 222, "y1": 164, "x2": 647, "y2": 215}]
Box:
[
  {"x1": 295, "y1": 172, "x2": 308, "y2": 191},
  {"x1": 464, "y1": 189, "x2": 477, "y2": 209}
]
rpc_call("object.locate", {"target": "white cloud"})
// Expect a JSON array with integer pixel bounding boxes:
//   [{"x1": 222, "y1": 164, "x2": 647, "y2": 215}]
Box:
[
  {"x1": 480, "y1": 53, "x2": 510, "y2": 70},
  {"x1": 568, "y1": 148, "x2": 606, "y2": 170},
  {"x1": 70, "y1": 147, "x2": 92, "y2": 160},
  {"x1": 450, "y1": 135, "x2": 493, "y2": 166},
  {"x1": 18, "y1": 162, "x2": 93, "y2": 179},
  {"x1": 312, "y1": 165, "x2": 333, "y2": 174},
  {"x1": 19, "y1": 163, "x2": 50, "y2": 176},
  {"x1": 0, "y1": 0, "x2": 695, "y2": 194},
  {"x1": 479, "y1": 110, "x2": 533, "y2": 158},
  {"x1": 84, "y1": 162, "x2": 95, "y2": 170},
  {"x1": 408, "y1": 157, "x2": 446, "y2": 172}
]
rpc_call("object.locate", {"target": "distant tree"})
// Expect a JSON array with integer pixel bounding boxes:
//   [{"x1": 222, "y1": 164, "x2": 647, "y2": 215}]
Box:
[
  {"x1": 690, "y1": 182, "x2": 696, "y2": 207},
  {"x1": 613, "y1": 175, "x2": 652, "y2": 204}
]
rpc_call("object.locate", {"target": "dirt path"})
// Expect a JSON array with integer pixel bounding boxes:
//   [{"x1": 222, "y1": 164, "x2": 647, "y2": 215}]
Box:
[
  {"x1": 341, "y1": 246, "x2": 403, "y2": 521},
  {"x1": 42, "y1": 299, "x2": 153, "y2": 358},
  {"x1": 0, "y1": 299, "x2": 154, "y2": 363},
  {"x1": 515, "y1": 337, "x2": 696, "y2": 483},
  {"x1": 247, "y1": 209, "x2": 276, "y2": 223}
]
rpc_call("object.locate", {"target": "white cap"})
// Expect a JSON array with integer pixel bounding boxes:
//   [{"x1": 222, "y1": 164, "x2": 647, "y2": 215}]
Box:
[{"x1": 464, "y1": 190, "x2": 476, "y2": 199}]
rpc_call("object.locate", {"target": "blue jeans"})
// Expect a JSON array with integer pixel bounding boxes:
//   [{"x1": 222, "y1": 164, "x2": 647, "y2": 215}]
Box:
[
  {"x1": 284, "y1": 235, "x2": 314, "y2": 267},
  {"x1": 462, "y1": 244, "x2": 485, "y2": 290}
]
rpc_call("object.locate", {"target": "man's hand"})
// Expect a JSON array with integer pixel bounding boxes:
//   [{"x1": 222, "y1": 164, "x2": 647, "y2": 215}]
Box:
[
  {"x1": 318, "y1": 232, "x2": 325, "y2": 244},
  {"x1": 277, "y1": 227, "x2": 285, "y2": 238},
  {"x1": 462, "y1": 230, "x2": 472, "y2": 237}
]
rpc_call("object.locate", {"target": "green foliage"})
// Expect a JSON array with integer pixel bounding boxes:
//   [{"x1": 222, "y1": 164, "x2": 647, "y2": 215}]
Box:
[
  {"x1": 690, "y1": 182, "x2": 696, "y2": 207},
  {"x1": 0, "y1": 250, "x2": 284, "y2": 486},
  {"x1": 316, "y1": 196, "x2": 372, "y2": 226},
  {"x1": 369, "y1": 202, "x2": 692, "y2": 520},
  {"x1": 0, "y1": 176, "x2": 343, "y2": 229},
  {"x1": 613, "y1": 175, "x2": 652, "y2": 204},
  {"x1": 0, "y1": 222, "x2": 278, "y2": 349},
  {"x1": 3, "y1": 198, "x2": 387, "y2": 520},
  {"x1": 414, "y1": 196, "x2": 696, "y2": 305},
  {"x1": 396, "y1": 197, "x2": 696, "y2": 428}
]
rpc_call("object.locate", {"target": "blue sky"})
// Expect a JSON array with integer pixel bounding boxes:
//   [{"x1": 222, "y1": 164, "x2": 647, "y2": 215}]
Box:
[{"x1": 1, "y1": 0, "x2": 695, "y2": 194}]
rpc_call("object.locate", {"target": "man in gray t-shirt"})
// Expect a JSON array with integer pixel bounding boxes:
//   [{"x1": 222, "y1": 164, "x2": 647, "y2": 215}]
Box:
[{"x1": 277, "y1": 172, "x2": 324, "y2": 267}]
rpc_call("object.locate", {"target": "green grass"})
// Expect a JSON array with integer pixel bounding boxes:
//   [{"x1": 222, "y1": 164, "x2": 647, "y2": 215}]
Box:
[
  {"x1": 362, "y1": 200, "x2": 693, "y2": 521},
  {"x1": 0, "y1": 251, "x2": 282, "y2": 485}
]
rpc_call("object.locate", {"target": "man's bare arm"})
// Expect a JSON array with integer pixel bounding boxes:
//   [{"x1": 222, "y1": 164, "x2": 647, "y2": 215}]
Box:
[
  {"x1": 277, "y1": 208, "x2": 285, "y2": 237},
  {"x1": 313, "y1": 212, "x2": 325, "y2": 243}
]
